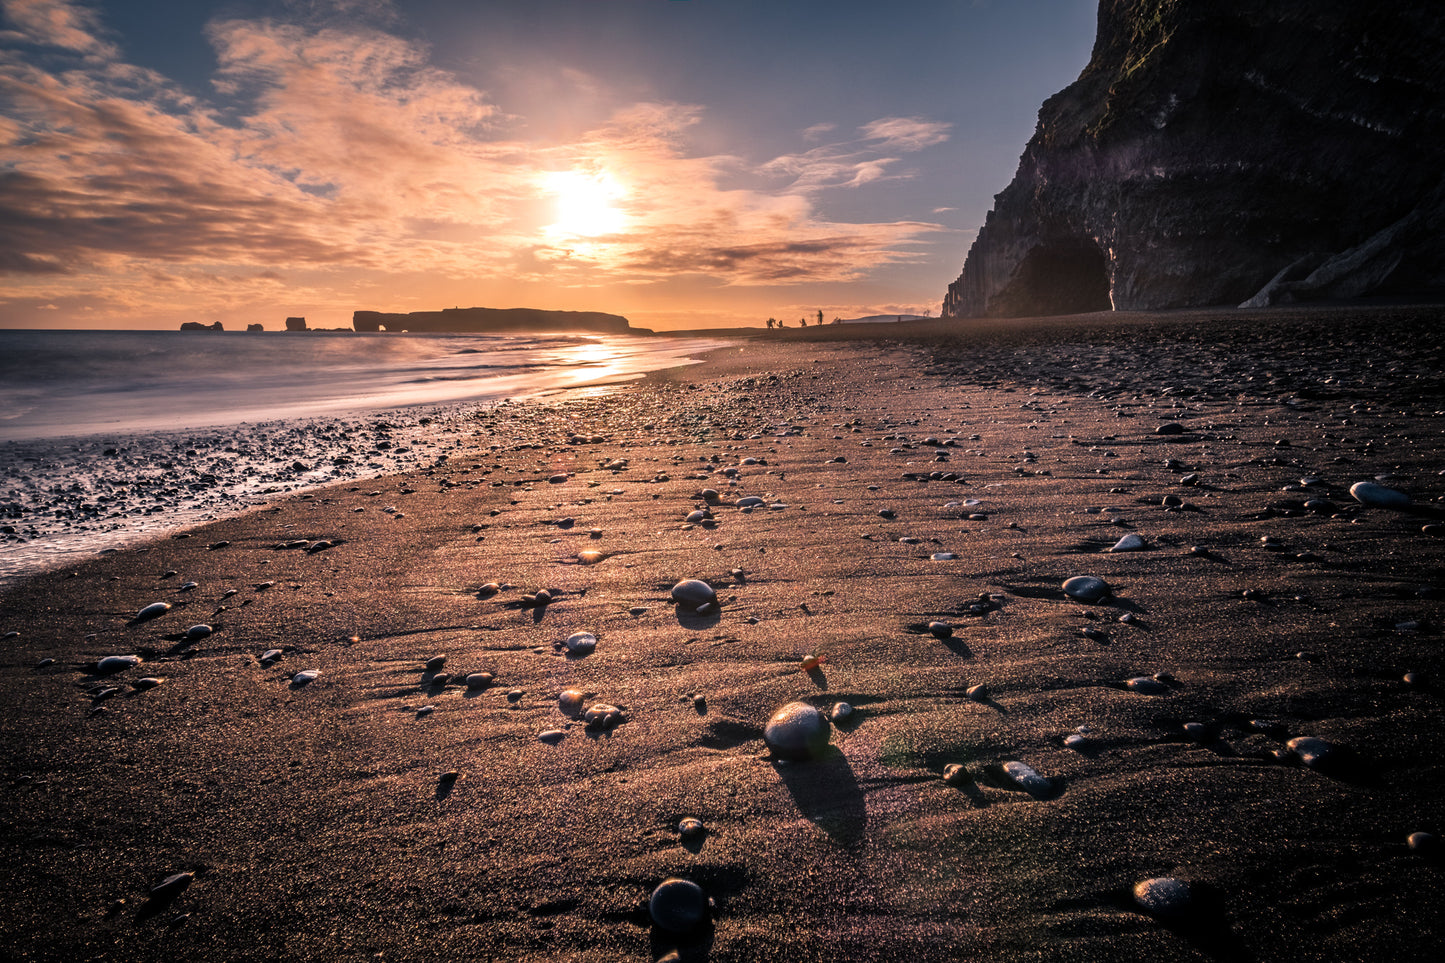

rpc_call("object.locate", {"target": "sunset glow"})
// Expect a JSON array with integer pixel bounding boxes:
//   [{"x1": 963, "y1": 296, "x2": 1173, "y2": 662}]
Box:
[
  {"x1": 0, "y1": 0, "x2": 1099, "y2": 330},
  {"x1": 543, "y1": 169, "x2": 628, "y2": 239}
]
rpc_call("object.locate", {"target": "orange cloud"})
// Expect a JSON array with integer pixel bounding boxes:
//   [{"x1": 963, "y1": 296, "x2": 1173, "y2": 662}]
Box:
[{"x1": 1, "y1": 1, "x2": 949, "y2": 326}]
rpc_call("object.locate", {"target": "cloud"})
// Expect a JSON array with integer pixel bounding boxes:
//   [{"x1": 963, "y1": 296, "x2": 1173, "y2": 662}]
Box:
[
  {"x1": 0, "y1": 4, "x2": 949, "y2": 321},
  {"x1": 861, "y1": 116, "x2": 951, "y2": 150},
  {"x1": 0, "y1": 0, "x2": 115, "y2": 56}
]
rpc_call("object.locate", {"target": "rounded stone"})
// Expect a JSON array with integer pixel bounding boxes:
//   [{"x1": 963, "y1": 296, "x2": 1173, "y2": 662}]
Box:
[
  {"x1": 96, "y1": 655, "x2": 141, "y2": 674},
  {"x1": 927, "y1": 621, "x2": 954, "y2": 639},
  {"x1": 649, "y1": 878, "x2": 709, "y2": 933},
  {"x1": 558, "y1": 689, "x2": 586, "y2": 716},
  {"x1": 564, "y1": 632, "x2": 597, "y2": 655},
  {"x1": 670, "y1": 579, "x2": 717, "y2": 610},
  {"x1": 1133, "y1": 877, "x2": 1192, "y2": 917},
  {"x1": 1407, "y1": 831, "x2": 1438, "y2": 853},
  {"x1": 133, "y1": 602, "x2": 171, "y2": 622},
  {"x1": 1125, "y1": 676, "x2": 1169, "y2": 695},
  {"x1": 184, "y1": 624, "x2": 213, "y2": 641},
  {"x1": 465, "y1": 672, "x2": 493, "y2": 690},
  {"x1": 1287, "y1": 735, "x2": 1339, "y2": 769},
  {"x1": 678, "y1": 817, "x2": 705, "y2": 839},
  {"x1": 1350, "y1": 481, "x2": 1411, "y2": 509},
  {"x1": 829, "y1": 702, "x2": 855, "y2": 722},
  {"x1": 1062, "y1": 575, "x2": 1111, "y2": 603},
  {"x1": 763, "y1": 701, "x2": 831, "y2": 760},
  {"x1": 1108, "y1": 533, "x2": 1146, "y2": 552}
]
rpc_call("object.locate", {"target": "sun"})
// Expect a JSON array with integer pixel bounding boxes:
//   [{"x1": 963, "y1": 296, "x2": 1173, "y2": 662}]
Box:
[{"x1": 542, "y1": 169, "x2": 627, "y2": 239}]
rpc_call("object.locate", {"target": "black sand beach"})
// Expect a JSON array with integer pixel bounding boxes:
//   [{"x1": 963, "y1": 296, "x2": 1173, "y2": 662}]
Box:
[{"x1": 2, "y1": 305, "x2": 1443, "y2": 962}]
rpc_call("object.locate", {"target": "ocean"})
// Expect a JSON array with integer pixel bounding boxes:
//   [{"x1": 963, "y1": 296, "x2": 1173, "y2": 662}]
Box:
[{"x1": 0, "y1": 329, "x2": 725, "y2": 584}]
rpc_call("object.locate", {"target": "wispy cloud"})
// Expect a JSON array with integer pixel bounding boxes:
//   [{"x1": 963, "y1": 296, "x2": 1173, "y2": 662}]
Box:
[{"x1": 0, "y1": 1, "x2": 950, "y2": 322}]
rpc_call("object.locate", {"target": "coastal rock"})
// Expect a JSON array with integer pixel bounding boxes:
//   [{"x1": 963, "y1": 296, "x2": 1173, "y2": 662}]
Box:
[
  {"x1": 353, "y1": 307, "x2": 637, "y2": 334},
  {"x1": 942, "y1": 1, "x2": 1445, "y2": 318}
]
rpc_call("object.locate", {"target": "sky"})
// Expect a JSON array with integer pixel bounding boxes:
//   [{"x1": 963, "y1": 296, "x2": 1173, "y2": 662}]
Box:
[{"x1": 0, "y1": 0, "x2": 1100, "y2": 331}]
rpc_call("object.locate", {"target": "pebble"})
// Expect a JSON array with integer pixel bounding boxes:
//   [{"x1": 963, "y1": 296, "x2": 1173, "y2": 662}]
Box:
[
  {"x1": 928, "y1": 621, "x2": 954, "y2": 639},
  {"x1": 96, "y1": 655, "x2": 141, "y2": 674},
  {"x1": 184, "y1": 624, "x2": 212, "y2": 641},
  {"x1": 564, "y1": 631, "x2": 597, "y2": 655},
  {"x1": 538, "y1": 729, "x2": 566, "y2": 744},
  {"x1": 131, "y1": 677, "x2": 163, "y2": 691},
  {"x1": 678, "y1": 817, "x2": 705, "y2": 839},
  {"x1": 583, "y1": 703, "x2": 623, "y2": 728},
  {"x1": 292, "y1": 669, "x2": 319, "y2": 685},
  {"x1": 942, "y1": 763, "x2": 972, "y2": 786},
  {"x1": 1108, "y1": 533, "x2": 1146, "y2": 552},
  {"x1": 931, "y1": 552, "x2": 958, "y2": 560},
  {"x1": 1133, "y1": 877, "x2": 1192, "y2": 917},
  {"x1": 1000, "y1": 760, "x2": 1051, "y2": 797},
  {"x1": 1350, "y1": 481, "x2": 1411, "y2": 509},
  {"x1": 671, "y1": 579, "x2": 717, "y2": 610},
  {"x1": 1286, "y1": 735, "x2": 1339, "y2": 770},
  {"x1": 260, "y1": 648, "x2": 283, "y2": 664},
  {"x1": 829, "y1": 702, "x2": 855, "y2": 722},
  {"x1": 1062, "y1": 575, "x2": 1111, "y2": 603},
  {"x1": 648, "y1": 878, "x2": 710, "y2": 933},
  {"x1": 465, "y1": 672, "x2": 493, "y2": 690},
  {"x1": 1064, "y1": 733, "x2": 1090, "y2": 751},
  {"x1": 1124, "y1": 676, "x2": 1169, "y2": 694},
  {"x1": 558, "y1": 689, "x2": 586, "y2": 716},
  {"x1": 966, "y1": 683, "x2": 989, "y2": 701},
  {"x1": 763, "y1": 701, "x2": 831, "y2": 760},
  {"x1": 1407, "y1": 831, "x2": 1438, "y2": 853},
  {"x1": 477, "y1": 582, "x2": 501, "y2": 598},
  {"x1": 425, "y1": 655, "x2": 447, "y2": 671},
  {"x1": 577, "y1": 550, "x2": 605, "y2": 564},
  {"x1": 133, "y1": 602, "x2": 172, "y2": 622}
]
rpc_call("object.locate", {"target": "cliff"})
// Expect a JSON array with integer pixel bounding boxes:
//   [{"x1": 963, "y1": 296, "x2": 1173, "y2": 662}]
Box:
[
  {"x1": 944, "y1": 0, "x2": 1445, "y2": 318},
  {"x1": 353, "y1": 307, "x2": 638, "y2": 335}
]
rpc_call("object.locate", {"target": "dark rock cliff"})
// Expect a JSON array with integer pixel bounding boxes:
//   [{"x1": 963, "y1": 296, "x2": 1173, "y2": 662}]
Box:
[
  {"x1": 944, "y1": 0, "x2": 1445, "y2": 318},
  {"x1": 353, "y1": 307, "x2": 638, "y2": 335}
]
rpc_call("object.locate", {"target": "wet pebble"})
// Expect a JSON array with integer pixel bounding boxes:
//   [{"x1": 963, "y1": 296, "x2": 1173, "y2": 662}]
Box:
[
  {"x1": 292, "y1": 669, "x2": 319, "y2": 685},
  {"x1": 184, "y1": 624, "x2": 212, "y2": 641},
  {"x1": 260, "y1": 648, "x2": 283, "y2": 664},
  {"x1": 678, "y1": 817, "x2": 705, "y2": 839},
  {"x1": 829, "y1": 702, "x2": 855, "y2": 722},
  {"x1": 465, "y1": 672, "x2": 493, "y2": 690},
  {"x1": 763, "y1": 701, "x2": 831, "y2": 760}
]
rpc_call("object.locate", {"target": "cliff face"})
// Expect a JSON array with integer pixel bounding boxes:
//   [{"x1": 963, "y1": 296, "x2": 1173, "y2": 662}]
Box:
[
  {"x1": 353, "y1": 307, "x2": 638, "y2": 335},
  {"x1": 944, "y1": 0, "x2": 1445, "y2": 318}
]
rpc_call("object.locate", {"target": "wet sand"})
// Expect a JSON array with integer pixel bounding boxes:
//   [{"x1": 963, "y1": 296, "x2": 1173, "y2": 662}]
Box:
[{"x1": 2, "y1": 305, "x2": 1442, "y2": 962}]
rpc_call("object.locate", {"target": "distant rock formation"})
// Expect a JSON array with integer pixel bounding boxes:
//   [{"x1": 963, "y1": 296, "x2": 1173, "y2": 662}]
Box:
[
  {"x1": 246, "y1": 323, "x2": 264, "y2": 332},
  {"x1": 353, "y1": 307, "x2": 639, "y2": 335},
  {"x1": 180, "y1": 321, "x2": 223, "y2": 331},
  {"x1": 285, "y1": 317, "x2": 308, "y2": 332},
  {"x1": 944, "y1": 0, "x2": 1445, "y2": 318}
]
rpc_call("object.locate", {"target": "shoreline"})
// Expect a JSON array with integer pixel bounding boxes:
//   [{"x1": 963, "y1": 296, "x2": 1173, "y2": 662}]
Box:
[{"x1": 1, "y1": 306, "x2": 1442, "y2": 962}]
